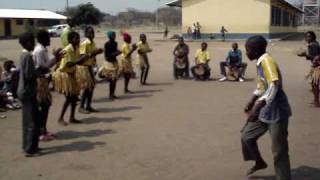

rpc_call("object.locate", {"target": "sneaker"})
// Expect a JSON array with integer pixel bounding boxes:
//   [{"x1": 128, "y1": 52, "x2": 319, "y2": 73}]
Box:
[
  {"x1": 25, "y1": 151, "x2": 41, "y2": 157},
  {"x1": 124, "y1": 90, "x2": 134, "y2": 94},
  {"x1": 239, "y1": 78, "x2": 245, "y2": 82},
  {"x1": 87, "y1": 107, "x2": 99, "y2": 113},
  {"x1": 78, "y1": 107, "x2": 90, "y2": 114},
  {"x1": 219, "y1": 76, "x2": 227, "y2": 82},
  {"x1": 39, "y1": 134, "x2": 53, "y2": 141},
  {"x1": 46, "y1": 132, "x2": 57, "y2": 138},
  {"x1": 6, "y1": 104, "x2": 14, "y2": 110}
]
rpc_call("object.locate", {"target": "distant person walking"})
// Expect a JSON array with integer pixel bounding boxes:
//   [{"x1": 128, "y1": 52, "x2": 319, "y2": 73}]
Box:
[
  {"x1": 221, "y1": 26, "x2": 228, "y2": 41},
  {"x1": 192, "y1": 23, "x2": 197, "y2": 40},
  {"x1": 196, "y1": 22, "x2": 202, "y2": 39},
  {"x1": 187, "y1": 26, "x2": 192, "y2": 39},
  {"x1": 164, "y1": 26, "x2": 169, "y2": 39}
]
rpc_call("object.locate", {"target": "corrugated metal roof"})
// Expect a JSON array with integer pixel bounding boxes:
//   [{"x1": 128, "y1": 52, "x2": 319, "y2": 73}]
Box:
[
  {"x1": 166, "y1": 0, "x2": 182, "y2": 7},
  {"x1": 166, "y1": 0, "x2": 303, "y2": 13},
  {"x1": 0, "y1": 9, "x2": 67, "y2": 20}
]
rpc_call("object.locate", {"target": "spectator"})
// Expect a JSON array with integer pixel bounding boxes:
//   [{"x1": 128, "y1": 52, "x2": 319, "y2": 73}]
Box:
[{"x1": 219, "y1": 43, "x2": 247, "y2": 82}]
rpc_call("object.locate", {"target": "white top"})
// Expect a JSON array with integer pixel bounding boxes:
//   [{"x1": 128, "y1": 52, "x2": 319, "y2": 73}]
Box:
[{"x1": 33, "y1": 44, "x2": 56, "y2": 69}]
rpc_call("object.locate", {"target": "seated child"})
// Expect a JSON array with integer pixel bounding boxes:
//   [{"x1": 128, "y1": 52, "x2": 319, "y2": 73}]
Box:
[
  {"x1": 311, "y1": 55, "x2": 320, "y2": 107},
  {"x1": 2, "y1": 60, "x2": 19, "y2": 97},
  {"x1": 219, "y1": 43, "x2": 247, "y2": 82},
  {"x1": 191, "y1": 42, "x2": 211, "y2": 80}
]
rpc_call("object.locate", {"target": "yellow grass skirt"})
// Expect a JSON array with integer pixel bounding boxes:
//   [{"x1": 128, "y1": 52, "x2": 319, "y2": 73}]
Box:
[
  {"x1": 119, "y1": 57, "x2": 133, "y2": 74},
  {"x1": 98, "y1": 62, "x2": 119, "y2": 80},
  {"x1": 312, "y1": 67, "x2": 320, "y2": 86},
  {"x1": 76, "y1": 66, "x2": 95, "y2": 90},
  {"x1": 52, "y1": 71, "x2": 79, "y2": 95},
  {"x1": 36, "y1": 77, "x2": 52, "y2": 105},
  {"x1": 136, "y1": 55, "x2": 148, "y2": 69}
]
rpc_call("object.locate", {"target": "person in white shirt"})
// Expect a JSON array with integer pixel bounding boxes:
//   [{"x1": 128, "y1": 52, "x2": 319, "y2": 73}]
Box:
[{"x1": 33, "y1": 29, "x2": 62, "y2": 141}]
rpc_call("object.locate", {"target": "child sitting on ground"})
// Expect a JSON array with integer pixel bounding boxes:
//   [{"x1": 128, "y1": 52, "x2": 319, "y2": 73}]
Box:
[
  {"x1": 2, "y1": 60, "x2": 19, "y2": 97},
  {"x1": 311, "y1": 55, "x2": 320, "y2": 107}
]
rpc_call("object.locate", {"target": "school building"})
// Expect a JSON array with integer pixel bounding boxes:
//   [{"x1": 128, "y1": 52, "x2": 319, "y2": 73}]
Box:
[
  {"x1": 166, "y1": 0, "x2": 303, "y2": 39},
  {"x1": 0, "y1": 9, "x2": 67, "y2": 38}
]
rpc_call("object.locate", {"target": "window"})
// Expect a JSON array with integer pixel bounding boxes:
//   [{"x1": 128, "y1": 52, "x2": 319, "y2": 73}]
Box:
[
  {"x1": 271, "y1": 6, "x2": 282, "y2": 26},
  {"x1": 16, "y1": 19, "x2": 23, "y2": 25},
  {"x1": 28, "y1": 19, "x2": 34, "y2": 26},
  {"x1": 283, "y1": 11, "x2": 290, "y2": 26},
  {"x1": 271, "y1": 6, "x2": 294, "y2": 27}
]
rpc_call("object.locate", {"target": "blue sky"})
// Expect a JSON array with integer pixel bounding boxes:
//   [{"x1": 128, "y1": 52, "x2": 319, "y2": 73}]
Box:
[
  {"x1": 0, "y1": 0, "x2": 168, "y2": 14},
  {"x1": 0, "y1": 0, "x2": 298, "y2": 14}
]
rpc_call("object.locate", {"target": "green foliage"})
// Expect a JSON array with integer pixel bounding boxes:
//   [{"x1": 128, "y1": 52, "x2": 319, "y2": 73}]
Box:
[{"x1": 64, "y1": 3, "x2": 105, "y2": 26}]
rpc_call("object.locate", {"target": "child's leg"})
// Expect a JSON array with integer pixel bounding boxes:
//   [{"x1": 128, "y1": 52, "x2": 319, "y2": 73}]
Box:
[
  {"x1": 140, "y1": 67, "x2": 145, "y2": 85},
  {"x1": 124, "y1": 73, "x2": 131, "y2": 92},
  {"x1": 22, "y1": 100, "x2": 40, "y2": 154},
  {"x1": 109, "y1": 79, "x2": 117, "y2": 98},
  {"x1": 70, "y1": 95, "x2": 77, "y2": 121},
  {"x1": 80, "y1": 89, "x2": 89, "y2": 109},
  {"x1": 58, "y1": 95, "x2": 71, "y2": 123},
  {"x1": 191, "y1": 66, "x2": 197, "y2": 79},
  {"x1": 143, "y1": 60, "x2": 150, "y2": 84},
  {"x1": 39, "y1": 103, "x2": 50, "y2": 136},
  {"x1": 312, "y1": 83, "x2": 320, "y2": 106},
  {"x1": 86, "y1": 88, "x2": 94, "y2": 110}
]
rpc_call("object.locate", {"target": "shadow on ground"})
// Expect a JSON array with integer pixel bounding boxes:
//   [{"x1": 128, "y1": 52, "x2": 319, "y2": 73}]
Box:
[
  {"x1": 133, "y1": 89, "x2": 163, "y2": 94},
  {"x1": 81, "y1": 116, "x2": 132, "y2": 125},
  {"x1": 94, "y1": 93, "x2": 154, "y2": 103},
  {"x1": 249, "y1": 166, "x2": 320, "y2": 180},
  {"x1": 55, "y1": 129, "x2": 116, "y2": 140},
  {"x1": 145, "y1": 82, "x2": 173, "y2": 86},
  {"x1": 96, "y1": 106, "x2": 142, "y2": 113},
  {"x1": 42, "y1": 141, "x2": 106, "y2": 155}
]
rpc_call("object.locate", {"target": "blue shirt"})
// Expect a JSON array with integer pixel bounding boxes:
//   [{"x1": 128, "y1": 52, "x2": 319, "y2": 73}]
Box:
[{"x1": 226, "y1": 49, "x2": 242, "y2": 66}]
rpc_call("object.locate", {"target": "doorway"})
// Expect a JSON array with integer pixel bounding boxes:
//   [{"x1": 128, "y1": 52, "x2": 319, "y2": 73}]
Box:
[{"x1": 4, "y1": 19, "x2": 11, "y2": 37}]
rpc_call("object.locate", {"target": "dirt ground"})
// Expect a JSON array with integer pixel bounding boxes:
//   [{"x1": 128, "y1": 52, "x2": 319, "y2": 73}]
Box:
[{"x1": 0, "y1": 32, "x2": 319, "y2": 180}]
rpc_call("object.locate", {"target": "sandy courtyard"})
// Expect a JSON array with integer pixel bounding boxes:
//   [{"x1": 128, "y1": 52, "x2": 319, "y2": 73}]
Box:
[{"x1": 0, "y1": 32, "x2": 319, "y2": 180}]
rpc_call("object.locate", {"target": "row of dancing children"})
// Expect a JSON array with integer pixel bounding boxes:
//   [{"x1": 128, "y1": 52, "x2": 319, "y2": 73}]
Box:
[
  {"x1": 99, "y1": 31, "x2": 152, "y2": 100},
  {"x1": 173, "y1": 37, "x2": 247, "y2": 81},
  {"x1": 17, "y1": 27, "x2": 153, "y2": 156},
  {"x1": 298, "y1": 31, "x2": 320, "y2": 107},
  {"x1": 17, "y1": 28, "x2": 102, "y2": 156}
]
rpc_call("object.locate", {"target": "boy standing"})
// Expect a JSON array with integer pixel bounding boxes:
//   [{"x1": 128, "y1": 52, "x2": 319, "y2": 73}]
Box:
[
  {"x1": 18, "y1": 32, "x2": 41, "y2": 157},
  {"x1": 241, "y1": 36, "x2": 292, "y2": 180}
]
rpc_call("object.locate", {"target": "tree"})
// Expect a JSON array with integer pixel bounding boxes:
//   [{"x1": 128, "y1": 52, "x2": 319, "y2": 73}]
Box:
[
  {"x1": 64, "y1": 3, "x2": 105, "y2": 26},
  {"x1": 157, "y1": 7, "x2": 182, "y2": 26}
]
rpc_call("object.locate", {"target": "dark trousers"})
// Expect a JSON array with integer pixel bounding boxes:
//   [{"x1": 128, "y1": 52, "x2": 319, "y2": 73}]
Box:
[
  {"x1": 173, "y1": 58, "x2": 190, "y2": 79},
  {"x1": 39, "y1": 103, "x2": 50, "y2": 135},
  {"x1": 220, "y1": 62, "x2": 247, "y2": 78},
  {"x1": 124, "y1": 73, "x2": 131, "y2": 91},
  {"x1": 80, "y1": 89, "x2": 94, "y2": 109},
  {"x1": 109, "y1": 80, "x2": 117, "y2": 97},
  {"x1": 80, "y1": 67, "x2": 95, "y2": 109},
  {"x1": 191, "y1": 65, "x2": 211, "y2": 80},
  {"x1": 241, "y1": 119, "x2": 291, "y2": 180},
  {"x1": 140, "y1": 58, "x2": 150, "y2": 84},
  {"x1": 22, "y1": 99, "x2": 40, "y2": 154}
]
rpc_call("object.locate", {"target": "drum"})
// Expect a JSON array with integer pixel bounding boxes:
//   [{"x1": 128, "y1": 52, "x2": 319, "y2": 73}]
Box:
[
  {"x1": 175, "y1": 57, "x2": 187, "y2": 70},
  {"x1": 227, "y1": 67, "x2": 240, "y2": 81},
  {"x1": 194, "y1": 64, "x2": 205, "y2": 76}
]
